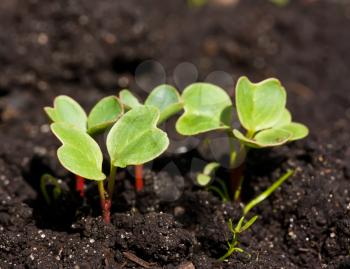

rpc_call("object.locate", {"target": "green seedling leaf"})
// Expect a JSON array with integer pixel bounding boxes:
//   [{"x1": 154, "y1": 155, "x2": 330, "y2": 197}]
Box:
[
  {"x1": 243, "y1": 170, "x2": 293, "y2": 215},
  {"x1": 107, "y1": 106, "x2": 169, "y2": 168},
  {"x1": 51, "y1": 122, "x2": 106, "y2": 181},
  {"x1": 235, "y1": 217, "x2": 245, "y2": 233},
  {"x1": 87, "y1": 96, "x2": 123, "y2": 135},
  {"x1": 274, "y1": 109, "x2": 292, "y2": 127},
  {"x1": 239, "y1": 215, "x2": 258, "y2": 233},
  {"x1": 196, "y1": 162, "x2": 220, "y2": 186},
  {"x1": 197, "y1": 174, "x2": 211, "y2": 186},
  {"x1": 176, "y1": 83, "x2": 232, "y2": 135},
  {"x1": 203, "y1": 162, "x2": 221, "y2": 175},
  {"x1": 119, "y1": 89, "x2": 141, "y2": 110},
  {"x1": 233, "y1": 128, "x2": 291, "y2": 148},
  {"x1": 236, "y1": 76, "x2": 286, "y2": 132},
  {"x1": 44, "y1": 95, "x2": 87, "y2": 132},
  {"x1": 280, "y1": 123, "x2": 309, "y2": 141},
  {"x1": 145, "y1": 84, "x2": 183, "y2": 124}
]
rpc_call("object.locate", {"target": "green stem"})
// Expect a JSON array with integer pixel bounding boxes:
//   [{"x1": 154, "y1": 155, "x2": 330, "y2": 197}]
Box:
[
  {"x1": 208, "y1": 186, "x2": 229, "y2": 202},
  {"x1": 219, "y1": 246, "x2": 236, "y2": 261},
  {"x1": 98, "y1": 181, "x2": 106, "y2": 202},
  {"x1": 108, "y1": 163, "x2": 117, "y2": 199},
  {"x1": 243, "y1": 169, "x2": 293, "y2": 215}
]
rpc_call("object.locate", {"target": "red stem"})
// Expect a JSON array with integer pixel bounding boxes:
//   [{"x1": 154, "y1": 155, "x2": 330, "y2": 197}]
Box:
[
  {"x1": 75, "y1": 175, "x2": 85, "y2": 197},
  {"x1": 229, "y1": 163, "x2": 245, "y2": 201},
  {"x1": 135, "y1": 165, "x2": 144, "y2": 192},
  {"x1": 100, "y1": 199, "x2": 111, "y2": 224}
]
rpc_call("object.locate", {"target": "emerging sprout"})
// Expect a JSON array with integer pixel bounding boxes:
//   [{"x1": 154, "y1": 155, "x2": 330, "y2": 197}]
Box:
[
  {"x1": 219, "y1": 216, "x2": 258, "y2": 261},
  {"x1": 45, "y1": 96, "x2": 169, "y2": 223},
  {"x1": 219, "y1": 170, "x2": 293, "y2": 261},
  {"x1": 119, "y1": 85, "x2": 182, "y2": 191},
  {"x1": 176, "y1": 76, "x2": 308, "y2": 199},
  {"x1": 40, "y1": 174, "x2": 62, "y2": 204}
]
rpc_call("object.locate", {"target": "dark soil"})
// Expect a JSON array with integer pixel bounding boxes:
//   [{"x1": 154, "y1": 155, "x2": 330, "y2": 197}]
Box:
[{"x1": 0, "y1": 0, "x2": 350, "y2": 268}]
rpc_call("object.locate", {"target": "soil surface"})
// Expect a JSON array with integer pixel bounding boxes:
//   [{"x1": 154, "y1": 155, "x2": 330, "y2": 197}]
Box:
[{"x1": 0, "y1": 0, "x2": 350, "y2": 268}]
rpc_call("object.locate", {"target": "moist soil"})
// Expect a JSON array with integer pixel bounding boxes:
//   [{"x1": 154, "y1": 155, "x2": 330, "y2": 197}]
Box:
[{"x1": 0, "y1": 0, "x2": 350, "y2": 268}]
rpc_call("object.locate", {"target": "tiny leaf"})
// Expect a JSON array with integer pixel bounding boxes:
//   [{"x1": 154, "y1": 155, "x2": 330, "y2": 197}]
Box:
[
  {"x1": 119, "y1": 89, "x2": 141, "y2": 110},
  {"x1": 176, "y1": 83, "x2": 232, "y2": 135},
  {"x1": 233, "y1": 128, "x2": 291, "y2": 148},
  {"x1": 196, "y1": 162, "x2": 220, "y2": 186},
  {"x1": 203, "y1": 162, "x2": 220, "y2": 175},
  {"x1": 197, "y1": 174, "x2": 211, "y2": 186},
  {"x1": 280, "y1": 122, "x2": 309, "y2": 141},
  {"x1": 44, "y1": 95, "x2": 87, "y2": 132},
  {"x1": 87, "y1": 96, "x2": 123, "y2": 135},
  {"x1": 107, "y1": 106, "x2": 169, "y2": 168},
  {"x1": 145, "y1": 84, "x2": 183, "y2": 124},
  {"x1": 51, "y1": 122, "x2": 105, "y2": 181},
  {"x1": 236, "y1": 76, "x2": 286, "y2": 132},
  {"x1": 239, "y1": 215, "x2": 258, "y2": 233}
]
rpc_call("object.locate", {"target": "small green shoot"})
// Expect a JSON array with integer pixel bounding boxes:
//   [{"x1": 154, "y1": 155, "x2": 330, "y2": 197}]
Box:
[
  {"x1": 243, "y1": 169, "x2": 293, "y2": 215},
  {"x1": 40, "y1": 174, "x2": 62, "y2": 204},
  {"x1": 196, "y1": 162, "x2": 230, "y2": 202},
  {"x1": 219, "y1": 215, "x2": 258, "y2": 261},
  {"x1": 196, "y1": 162, "x2": 220, "y2": 186},
  {"x1": 219, "y1": 169, "x2": 293, "y2": 261}
]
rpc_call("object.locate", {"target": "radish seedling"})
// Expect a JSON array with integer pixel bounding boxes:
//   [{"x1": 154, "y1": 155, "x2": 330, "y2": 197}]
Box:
[
  {"x1": 45, "y1": 95, "x2": 123, "y2": 196},
  {"x1": 119, "y1": 85, "x2": 182, "y2": 191},
  {"x1": 176, "y1": 77, "x2": 308, "y2": 199},
  {"x1": 45, "y1": 96, "x2": 169, "y2": 223}
]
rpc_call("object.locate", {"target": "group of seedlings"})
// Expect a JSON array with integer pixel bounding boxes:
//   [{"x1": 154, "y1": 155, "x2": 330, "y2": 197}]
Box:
[{"x1": 43, "y1": 76, "x2": 308, "y2": 259}]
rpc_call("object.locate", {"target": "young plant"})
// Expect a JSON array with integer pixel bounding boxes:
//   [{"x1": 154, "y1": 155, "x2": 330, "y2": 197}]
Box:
[
  {"x1": 176, "y1": 77, "x2": 308, "y2": 199},
  {"x1": 196, "y1": 162, "x2": 230, "y2": 202},
  {"x1": 219, "y1": 215, "x2": 258, "y2": 261},
  {"x1": 45, "y1": 97, "x2": 169, "y2": 223},
  {"x1": 45, "y1": 95, "x2": 123, "y2": 196},
  {"x1": 219, "y1": 169, "x2": 293, "y2": 261},
  {"x1": 119, "y1": 85, "x2": 182, "y2": 191}
]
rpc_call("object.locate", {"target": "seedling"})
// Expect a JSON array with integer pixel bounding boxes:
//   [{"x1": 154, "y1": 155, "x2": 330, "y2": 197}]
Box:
[
  {"x1": 40, "y1": 174, "x2": 62, "y2": 204},
  {"x1": 119, "y1": 85, "x2": 182, "y2": 191},
  {"x1": 45, "y1": 96, "x2": 169, "y2": 223},
  {"x1": 196, "y1": 162, "x2": 230, "y2": 202},
  {"x1": 176, "y1": 77, "x2": 308, "y2": 199},
  {"x1": 219, "y1": 169, "x2": 293, "y2": 260},
  {"x1": 45, "y1": 95, "x2": 123, "y2": 196},
  {"x1": 219, "y1": 215, "x2": 258, "y2": 261}
]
